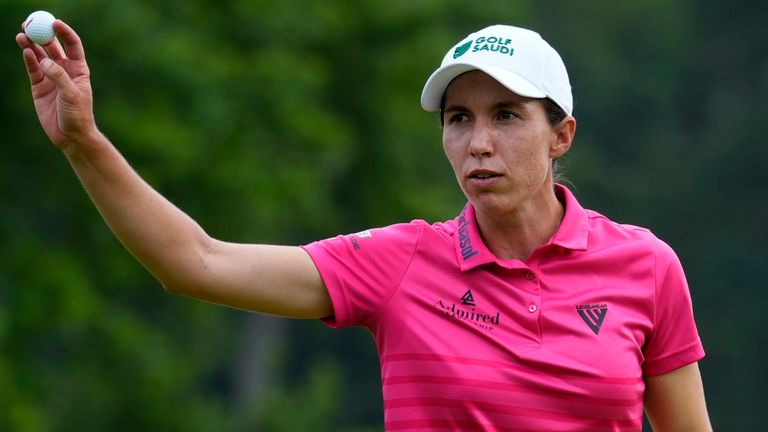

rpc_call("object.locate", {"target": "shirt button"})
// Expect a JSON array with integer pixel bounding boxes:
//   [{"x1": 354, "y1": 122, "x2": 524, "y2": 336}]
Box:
[
  {"x1": 525, "y1": 271, "x2": 536, "y2": 281},
  {"x1": 528, "y1": 304, "x2": 538, "y2": 313}
]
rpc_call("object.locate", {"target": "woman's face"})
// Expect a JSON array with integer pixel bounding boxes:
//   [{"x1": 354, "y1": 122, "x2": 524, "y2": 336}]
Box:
[{"x1": 442, "y1": 71, "x2": 573, "y2": 217}]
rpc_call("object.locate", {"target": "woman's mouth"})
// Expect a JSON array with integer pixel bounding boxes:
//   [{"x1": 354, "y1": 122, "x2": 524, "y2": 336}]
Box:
[{"x1": 467, "y1": 170, "x2": 502, "y2": 186}]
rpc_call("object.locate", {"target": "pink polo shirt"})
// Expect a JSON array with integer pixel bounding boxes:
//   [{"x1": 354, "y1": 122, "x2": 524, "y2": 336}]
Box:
[{"x1": 302, "y1": 185, "x2": 704, "y2": 431}]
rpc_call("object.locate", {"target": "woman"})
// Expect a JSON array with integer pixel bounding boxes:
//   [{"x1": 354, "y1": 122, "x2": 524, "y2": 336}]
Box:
[{"x1": 17, "y1": 19, "x2": 710, "y2": 431}]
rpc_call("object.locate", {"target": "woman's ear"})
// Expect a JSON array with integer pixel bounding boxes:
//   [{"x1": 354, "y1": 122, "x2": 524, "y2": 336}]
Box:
[{"x1": 550, "y1": 116, "x2": 576, "y2": 159}]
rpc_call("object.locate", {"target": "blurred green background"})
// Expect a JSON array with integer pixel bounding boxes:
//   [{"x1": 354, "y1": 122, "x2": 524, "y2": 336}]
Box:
[{"x1": 2, "y1": 0, "x2": 765, "y2": 430}]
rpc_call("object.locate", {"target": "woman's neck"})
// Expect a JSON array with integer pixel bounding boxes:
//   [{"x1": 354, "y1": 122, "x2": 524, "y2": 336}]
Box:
[{"x1": 474, "y1": 189, "x2": 564, "y2": 261}]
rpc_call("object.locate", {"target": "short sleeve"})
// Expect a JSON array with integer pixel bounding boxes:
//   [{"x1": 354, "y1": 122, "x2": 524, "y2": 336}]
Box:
[
  {"x1": 642, "y1": 241, "x2": 705, "y2": 376},
  {"x1": 301, "y1": 222, "x2": 424, "y2": 328}
]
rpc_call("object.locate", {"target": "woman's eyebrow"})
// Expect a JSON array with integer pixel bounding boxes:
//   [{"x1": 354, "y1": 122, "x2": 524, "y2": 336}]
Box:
[
  {"x1": 492, "y1": 100, "x2": 528, "y2": 111},
  {"x1": 443, "y1": 103, "x2": 468, "y2": 113}
]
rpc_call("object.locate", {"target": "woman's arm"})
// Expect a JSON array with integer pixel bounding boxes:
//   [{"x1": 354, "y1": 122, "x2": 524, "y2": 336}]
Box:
[
  {"x1": 16, "y1": 20, "x2": 332, "y2": 319},
  {"x1": 644, "y1": 362, "x2": 712, "y2": 431}
]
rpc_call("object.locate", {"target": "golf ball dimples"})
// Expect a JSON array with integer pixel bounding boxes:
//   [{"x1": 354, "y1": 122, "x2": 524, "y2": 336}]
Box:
[{"x1": 24, "y1": 11, "x2": 56, "y2": 45}]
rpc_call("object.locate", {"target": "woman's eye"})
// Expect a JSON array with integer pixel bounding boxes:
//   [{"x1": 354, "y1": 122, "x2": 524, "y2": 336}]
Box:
[
  {"x1": 498, "y1": 111, "x2": 519, "y2": 120},
  {"x1": 448, "y1": 113, "x2": 470, "y2": 123}
]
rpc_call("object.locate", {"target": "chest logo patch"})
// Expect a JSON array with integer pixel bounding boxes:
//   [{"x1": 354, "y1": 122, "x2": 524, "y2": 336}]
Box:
[
  {"x1": 435, "y1": 290, "x2": 500, "y2": 332},
  {"x1": 576, "y1": 304, "x2": 608, "y2": 335},
  {"x1": 460, "y1": 289, "x2": 476, "y2": 306}
]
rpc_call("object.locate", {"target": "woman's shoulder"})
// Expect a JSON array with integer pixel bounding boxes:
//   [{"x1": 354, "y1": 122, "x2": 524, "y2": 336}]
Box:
[{"x1": 583, "y1": 208, "x2": 677, "y2": 257}]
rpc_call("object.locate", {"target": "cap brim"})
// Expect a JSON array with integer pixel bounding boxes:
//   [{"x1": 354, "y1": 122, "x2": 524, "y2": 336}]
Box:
[{"x1": 420, "y1": 63, "x2": 546, "y2": 112}]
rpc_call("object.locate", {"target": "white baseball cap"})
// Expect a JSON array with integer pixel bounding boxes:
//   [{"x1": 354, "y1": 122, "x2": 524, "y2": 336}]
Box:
[{"x1": 420, "y1": 25, "x2": 573, "y2": 116}]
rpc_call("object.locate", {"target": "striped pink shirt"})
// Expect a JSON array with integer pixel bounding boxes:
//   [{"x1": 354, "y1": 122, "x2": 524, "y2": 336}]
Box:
[{"x1": 303, "y1": 185, "x2": 704, "y2": 431}]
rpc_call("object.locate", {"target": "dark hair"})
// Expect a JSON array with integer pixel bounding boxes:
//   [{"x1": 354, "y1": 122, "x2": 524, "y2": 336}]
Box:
[
  {"x1": 438, "y1": 95, "x2": 571, "y2": 183},
  {"x1": 541, "y1": 97, "x2": 568, "y2": 127},
  {"x1": 541, "y1": 98, "x2": 570, "y2": 184}
]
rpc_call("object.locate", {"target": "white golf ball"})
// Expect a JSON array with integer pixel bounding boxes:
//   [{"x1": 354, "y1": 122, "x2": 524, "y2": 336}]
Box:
[{"x1": 24, "y1": 11, "x2": 56, "y2": 45}]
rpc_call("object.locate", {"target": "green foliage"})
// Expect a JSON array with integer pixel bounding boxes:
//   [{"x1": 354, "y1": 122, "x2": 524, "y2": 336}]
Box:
[
  {"x1": 1, "y1": 0, "x2": 766, "y2": 430},
  {"x1": 249, "y1": 358, "x2": 342, "y2": 431}
]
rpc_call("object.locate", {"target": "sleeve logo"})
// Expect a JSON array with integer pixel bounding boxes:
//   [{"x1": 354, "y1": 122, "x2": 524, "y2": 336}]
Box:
[{"x1": 347, "y1": 230, "x2": 374, "y2": 251}]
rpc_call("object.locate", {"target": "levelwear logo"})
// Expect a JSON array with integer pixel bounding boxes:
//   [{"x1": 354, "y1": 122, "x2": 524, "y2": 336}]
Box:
[
  {"x1": 453, "y1": 36, "x2": 515, "y2": 60},
  {"x1": 577, "y1": 304, "x2": 608, "y2": 335},
  {"x1": 435, "y1": 289, "x2": 500, "y2": 331}
]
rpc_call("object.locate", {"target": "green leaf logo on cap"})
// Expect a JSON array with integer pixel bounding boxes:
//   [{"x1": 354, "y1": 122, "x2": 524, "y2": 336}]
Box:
[{"x1": 453, "y1": 40, "x2": 472, "y2": 59}]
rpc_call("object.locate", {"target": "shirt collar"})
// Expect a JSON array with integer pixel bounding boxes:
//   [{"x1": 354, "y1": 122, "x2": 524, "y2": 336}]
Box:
[
  {"x1": 453, "y1": 184, "x2": 589, "y2": 271},
  {"x1": 454, "y1": 203, "x2": 497, "y2": 271},
  {"x1": 550, "y1": 184, "x2": 589, "y2": 251}
]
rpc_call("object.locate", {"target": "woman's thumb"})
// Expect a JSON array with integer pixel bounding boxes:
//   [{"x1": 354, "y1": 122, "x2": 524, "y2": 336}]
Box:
[{"x1": 40, "y1": 58, "x2": 76, "y2": 96}]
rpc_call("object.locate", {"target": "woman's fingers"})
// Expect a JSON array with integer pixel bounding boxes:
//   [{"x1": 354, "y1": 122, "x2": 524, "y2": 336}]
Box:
[
  {"x1": 53, "y1": 20, "x2": 86, "y2": 62},
  {"x1": 21, "y1": 47, "x2": 45, "y2": 86},
  {"x1": 15, "y1": 32, "x2": 32, "y2": 49},
  {"x1": 31, "y1": 42, "x2": 49, "y2": 63},
  {"x1": 46, "y1": 36, "x2": 67, "y2": 62},
  {"x1": 18, "y1": 19, "x2": 80, "y2": 64}
]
